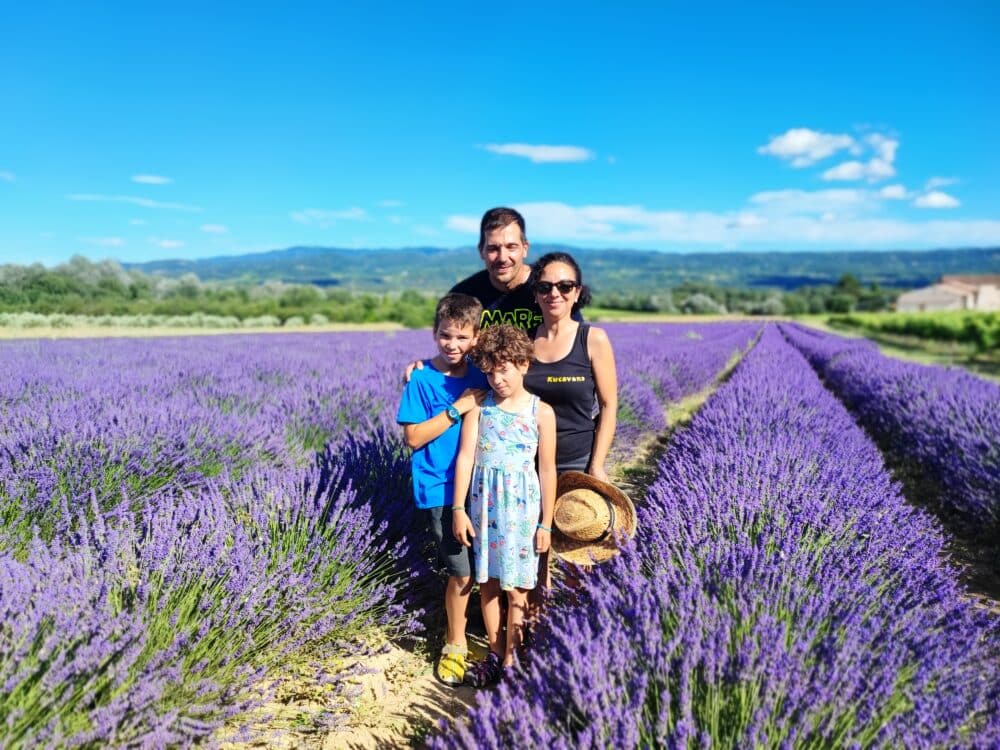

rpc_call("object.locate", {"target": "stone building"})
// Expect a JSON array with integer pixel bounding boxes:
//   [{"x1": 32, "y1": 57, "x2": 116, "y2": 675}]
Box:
[{"x1": 895, "y1": 274, "x2": 1000, "y2": 312}]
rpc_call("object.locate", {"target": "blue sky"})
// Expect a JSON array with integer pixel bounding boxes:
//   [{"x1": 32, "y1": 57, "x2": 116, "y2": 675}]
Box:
[{"x1": 1, "y1": 1, "x2": 998, "y2": 265}]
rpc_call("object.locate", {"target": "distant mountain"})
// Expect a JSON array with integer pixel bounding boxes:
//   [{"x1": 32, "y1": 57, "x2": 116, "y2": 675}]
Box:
[{"x1": 123, "y1": 245, "x2": 1000, "y2": 294}]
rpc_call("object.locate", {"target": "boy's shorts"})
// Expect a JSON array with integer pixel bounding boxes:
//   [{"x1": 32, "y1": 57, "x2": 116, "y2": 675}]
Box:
[{"x1": 424, "y1": 505, "x2": 473, "y2": 578}]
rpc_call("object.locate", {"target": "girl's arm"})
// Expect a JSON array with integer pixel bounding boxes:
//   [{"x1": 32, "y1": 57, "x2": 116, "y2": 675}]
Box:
[
  {"x1": 587, "y1": 326, "x2": 618, "y2": 482},
  {"x1": 535, "y1": 401, "x2": 557, "y2": 554},
  {"x1": 452, "y1": 405, "x2": 480, "y2": 547}
]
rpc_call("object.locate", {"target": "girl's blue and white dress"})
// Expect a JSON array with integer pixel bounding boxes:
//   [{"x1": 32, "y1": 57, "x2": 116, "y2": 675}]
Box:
[{"x1": 468, "y1": 392, "x2": 541, "y2": 590}]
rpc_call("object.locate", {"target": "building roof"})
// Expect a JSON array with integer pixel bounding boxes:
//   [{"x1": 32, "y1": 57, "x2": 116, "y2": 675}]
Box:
[{"x1": 940, "y1": 274, "x2": 1000, "y2": 286}]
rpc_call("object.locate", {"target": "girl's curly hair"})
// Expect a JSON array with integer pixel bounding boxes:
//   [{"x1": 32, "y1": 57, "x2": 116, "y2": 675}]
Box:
[{"x1": 470, "y1": 324, "x2": 533, "y2": 372}]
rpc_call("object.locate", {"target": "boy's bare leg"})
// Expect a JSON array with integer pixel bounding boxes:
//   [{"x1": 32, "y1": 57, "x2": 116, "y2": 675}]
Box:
[
  {"x1": 479, "y1": 579, "x2": 505, "y2": 656},
  {"x1": 444, "y1": 575, "x2": 472, "y2": 646},
  {"x1": 504, "y1": 587, "x2": 530, "y2": 666}
]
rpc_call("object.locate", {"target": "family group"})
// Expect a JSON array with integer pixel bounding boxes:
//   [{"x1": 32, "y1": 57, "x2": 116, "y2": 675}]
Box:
[{"x1": 396, "y1": 207, "x2": 636, "y2": 689}]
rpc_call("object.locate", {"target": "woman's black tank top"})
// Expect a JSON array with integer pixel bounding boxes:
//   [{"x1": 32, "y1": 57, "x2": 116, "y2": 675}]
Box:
[{"x1": 524, "y1": 323, "x2": 596, "y2": 467}]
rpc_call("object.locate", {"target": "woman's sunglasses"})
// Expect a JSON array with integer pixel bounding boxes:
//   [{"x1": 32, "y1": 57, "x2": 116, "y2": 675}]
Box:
[{"x1": 533, "y1": 280, "x2": 580, "y2": 296}]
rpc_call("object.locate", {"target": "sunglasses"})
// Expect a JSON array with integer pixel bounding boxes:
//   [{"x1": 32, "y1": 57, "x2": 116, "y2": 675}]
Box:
[{"x1": 534, "y1": 280, "x2": 580, "y2": 296}]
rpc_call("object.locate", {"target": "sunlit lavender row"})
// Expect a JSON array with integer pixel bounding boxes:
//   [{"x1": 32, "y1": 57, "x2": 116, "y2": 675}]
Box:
[
  {"x1": 0, "y1": 323, "x2": 750, "y2": 747},
  {"x1": 433, "y1": 326, "x2": 1000, "y2": 749},
  {"x1": 781, "y1": 323, "x2": 1000, "y2": 529}
]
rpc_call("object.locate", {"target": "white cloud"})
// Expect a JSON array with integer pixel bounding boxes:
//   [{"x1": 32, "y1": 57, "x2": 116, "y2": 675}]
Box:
[
  {"x1": 379, "y1": 199, "x2": 404, "y2": 207},
  {"x1": 820, "y1": 133, "x2": 898, "y2": 183},
  {"x1": 67, "y1": 193, "x2": 202, "y2": 212},
  {"x1": 387, "y1": 215, "x2": 405, "y2": 225},
  {"x1": 200, "y1": 224, "x2": 228, "y2": 234},
  {"x1": 914, "y1": 191, "x2": 960, "y2": 209},
  {"x1": 149, "y1": 237, "x2": 185, "y2": 249},
  {"x1": 447, "y1": 198, "x2": 1000, "y2": 248},
  {"x1": 481, "y1": 143, "x2": 595, "y2": 163},
  {"x1": 290, "y1": 207, "x2": 370, "y2": 228},
  {"x1": 40, "y1": 231, "x2": 57, "y2": 239},
  {"x1": 925, "y1": 176, "x2": 958, "y2": 190},
  {"x1": 129, "y1": 218, "x2": 147, "y2": 226},
  {"x1": 879, "y1": 184, "x2": 908, "y2": 200},
  {"x1": 866, "y1": 133, "x2": 899, "y2": 163},
  {"x1": 445, "y1": 215, "x2": 480, "y2": 234},
  {"x1": 413, "y1": 224, "x2": 441, "y2": 237},
  {"x1": 131, "y1": 174, "x2": 173, "y2": 185},
  {"x1": 757, "y1": 128, "x2": 857, "y2": 167},
  {"x1": 81, "y1": 236, "x2": 125, "y2": 247},
  {"x1": 0, "y1": 171, "x2": 15, "y2": 182},
  {"x1": 749, "y1": 188, "x2": 872, "y2": 215},
  {"x1": 821, "y1": 161, "x2": 866, "y2": 181}
]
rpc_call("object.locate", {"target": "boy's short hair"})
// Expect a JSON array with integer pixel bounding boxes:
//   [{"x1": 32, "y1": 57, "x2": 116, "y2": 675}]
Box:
[
  {"x1": 470, "y1": 324, "x2": 533, "y2": 372},
  {"x1": 434, "y1": 293, "x2": 483, "y2": 332}
]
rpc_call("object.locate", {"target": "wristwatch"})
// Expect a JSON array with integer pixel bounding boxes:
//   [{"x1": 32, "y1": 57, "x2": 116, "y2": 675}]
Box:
[{"x1": 445, "y1": 404, "x2": 461, "y2": 422}]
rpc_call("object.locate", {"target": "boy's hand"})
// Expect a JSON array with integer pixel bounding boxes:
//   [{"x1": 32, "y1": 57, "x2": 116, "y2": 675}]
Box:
[
  {"x1": 453, "y1": 510, "x2": 475, "y2": 547},
  {"x1": 402, "y1": 359, "x2": 424, "y2": 383},
  {"x1": 535, "y1": 528, "x2": 551, "y2": 554},
  {"x1": 454, "y1": 388, "x2": 486, "y2": 415}
]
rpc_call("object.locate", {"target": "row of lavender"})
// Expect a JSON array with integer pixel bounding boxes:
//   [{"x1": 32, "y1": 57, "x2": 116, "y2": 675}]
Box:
[
  {"x1": 0, "y1": 323, "x2": 755, "y2": 747},
  {"x1": 434, "y1": 326, "x2": 1000, "y2": 749},
  {"x1": 780, "y1": 324, "x2": 1000, "y2": 529}
]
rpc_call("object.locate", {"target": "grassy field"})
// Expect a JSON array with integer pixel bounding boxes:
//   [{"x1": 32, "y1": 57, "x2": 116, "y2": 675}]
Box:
[{"x1": 806, "y1": 314, "x2": 1000, "y2": 381}]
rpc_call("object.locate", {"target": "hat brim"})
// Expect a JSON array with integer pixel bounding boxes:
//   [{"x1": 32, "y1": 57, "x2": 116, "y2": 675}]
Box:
[{"x1": 551, "y1": 471, "x2": 637, "y2": 566}]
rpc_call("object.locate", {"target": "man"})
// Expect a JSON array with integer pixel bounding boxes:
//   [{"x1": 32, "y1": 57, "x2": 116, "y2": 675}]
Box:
[{"x1": 450, "y1": 206, "x2": 546, "y2": 332}]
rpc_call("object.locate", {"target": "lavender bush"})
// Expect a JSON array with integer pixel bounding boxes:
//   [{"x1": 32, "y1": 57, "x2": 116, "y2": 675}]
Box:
[
  {"x1": 606, "y1": 323, "x2": 759, "y2": 464},
  {"x1": 433, "y1": 327, "x2": 1000, "y2": 748},
  {"x1": 0, "y1": 323, "x2": 773, "y2": 745},
  {"x1": 781, "y1": 323, "x2": 1000, "y2": 529}
]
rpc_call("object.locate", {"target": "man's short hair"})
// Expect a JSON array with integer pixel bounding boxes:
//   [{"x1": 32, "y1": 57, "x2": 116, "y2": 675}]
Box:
[
  {"x1": 470, "y1": 324, "x2": 533, "y2": 372},
  {"x1": 434, "y1": 293, "x2": 483, "y2": 332},
  {"x1": 478, "y1": 207, "x2": 527, "y2": 251}
]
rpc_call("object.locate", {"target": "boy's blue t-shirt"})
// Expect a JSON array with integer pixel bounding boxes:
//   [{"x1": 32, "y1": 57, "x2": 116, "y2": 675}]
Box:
[{"x1": 396, "y1": 360, "x2": 489, "y2": 509}]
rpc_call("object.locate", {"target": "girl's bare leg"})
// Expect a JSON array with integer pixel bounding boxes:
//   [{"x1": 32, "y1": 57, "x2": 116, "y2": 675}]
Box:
[
  {"x1": 479, "y1": 579, "x2": 505, "y2": 656},
  {"x1": 504, "y1": 587, "x2": 531, "y2": 666}
]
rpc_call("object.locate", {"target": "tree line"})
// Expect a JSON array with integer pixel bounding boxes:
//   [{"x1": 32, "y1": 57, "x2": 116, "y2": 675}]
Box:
[{"x1": 0, "y1": 256, "x2": 895, "y2": 328}]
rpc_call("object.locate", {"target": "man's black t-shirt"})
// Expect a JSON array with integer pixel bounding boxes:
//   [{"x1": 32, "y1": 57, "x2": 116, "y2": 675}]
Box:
[{"x1": 449, "y1": 270, "x2": 544, "y2": 332}]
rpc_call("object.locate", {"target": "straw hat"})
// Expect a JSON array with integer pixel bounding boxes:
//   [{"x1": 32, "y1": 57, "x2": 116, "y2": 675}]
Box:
[{"x1": 551, "y1": 471, "x2": 637, "y2": 566}]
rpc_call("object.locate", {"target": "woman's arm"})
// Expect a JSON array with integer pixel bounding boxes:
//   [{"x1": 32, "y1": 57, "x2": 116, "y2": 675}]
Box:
[
  {"x1": 452, "y1": 405, "x2": 480, "y2": 547},
  {"x1": 535, "y1": 401, "x2": 557, "y2": 553},
  {"x1": 587, "y1": 326, "x2": 618, "y2": 482}
]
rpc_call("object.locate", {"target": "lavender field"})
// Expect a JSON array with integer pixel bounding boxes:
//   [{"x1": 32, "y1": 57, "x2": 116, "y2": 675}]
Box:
[{"x1": 2, "y1": 322, "x2": 998, "y2": 748}]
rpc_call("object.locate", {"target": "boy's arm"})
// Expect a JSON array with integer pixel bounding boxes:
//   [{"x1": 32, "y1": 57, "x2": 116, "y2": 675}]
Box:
[
  {"x1": 452, "y1": 406, "x2": 480, "y2": 547},
  {"x1": 535, "y1": 402, "x2": 557, "y2": 553},
  {"x1": 403, "y1": 388, "x2": 485, "y2": 450}
]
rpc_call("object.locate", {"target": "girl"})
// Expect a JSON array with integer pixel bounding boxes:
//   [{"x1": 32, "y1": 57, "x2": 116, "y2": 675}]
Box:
[{"x1": 452, "y1": 324, "x2": 557, "y2": 687}]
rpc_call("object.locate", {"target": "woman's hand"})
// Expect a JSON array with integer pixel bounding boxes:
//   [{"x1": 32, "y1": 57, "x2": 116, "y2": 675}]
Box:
[
  {"x1": 453, "y1": 510, "x2": 475, "y2": 547},
  {"x1": 535, "y1": 528, "x2": 551, "y2": 553},
  {"x1": 587, "y1": 463, "x2": 609, "y2": 483}
]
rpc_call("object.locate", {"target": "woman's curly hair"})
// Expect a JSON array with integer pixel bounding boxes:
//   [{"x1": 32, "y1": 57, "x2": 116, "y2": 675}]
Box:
[{"x1": 470, "y1": 324, "x2": 533, "y2": 372}]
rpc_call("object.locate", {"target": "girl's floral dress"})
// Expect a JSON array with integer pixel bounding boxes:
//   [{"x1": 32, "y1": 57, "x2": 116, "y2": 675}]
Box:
[{"x1": 469, "y1": 391, "x2": 541, "y2": 590}]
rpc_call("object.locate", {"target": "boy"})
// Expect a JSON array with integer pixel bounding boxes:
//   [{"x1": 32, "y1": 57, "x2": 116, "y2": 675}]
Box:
[{"x1": 396, "y1": 293, "x2": 488, "y2": 685}]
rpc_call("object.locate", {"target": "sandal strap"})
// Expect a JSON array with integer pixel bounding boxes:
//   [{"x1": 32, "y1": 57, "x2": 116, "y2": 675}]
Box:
[{"x1": 441, "y1": 643, "x2": 468, "y2": 656}]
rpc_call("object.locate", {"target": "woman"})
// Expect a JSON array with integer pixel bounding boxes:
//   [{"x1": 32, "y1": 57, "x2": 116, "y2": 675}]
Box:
[{"x1": 523, "y1": 252, "x2": 618, "y2": 481}]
